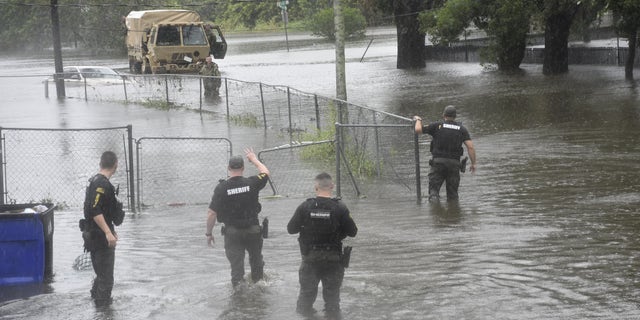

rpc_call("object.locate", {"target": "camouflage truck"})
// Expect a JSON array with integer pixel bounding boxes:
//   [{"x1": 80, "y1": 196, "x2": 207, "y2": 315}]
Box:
[{"x1": 125, "y1": 10, "x2": 227, "y2": 74}]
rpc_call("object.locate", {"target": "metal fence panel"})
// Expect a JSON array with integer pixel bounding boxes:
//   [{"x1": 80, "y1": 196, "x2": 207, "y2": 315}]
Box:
[
  {"x1": 40, "y1": 74, "x2": 423, "y2": 202},
  {"x1": 258, "y1": 141, "x2": 336, "y2": 197},
  {"x1": 136, "y1": 137, "x2": 232, "y2": 208},
  {"x1": 0, "y1": 126, "x2": 133, "y2": 208}
]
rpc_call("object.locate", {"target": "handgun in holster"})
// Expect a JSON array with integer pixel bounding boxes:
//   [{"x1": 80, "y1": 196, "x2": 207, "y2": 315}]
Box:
[
  {"x1": 261, "y1": 217, "x2": 269, "y2": 239},
  {"x1": 220, "y1": 224, "x2": 226, "y2": 236},
  {"x1": 460, "y1": 156, "x2": 468, "y2": 173},
  {"x1": 341, "y1": 246, "x2": 353, "y2": 268}
]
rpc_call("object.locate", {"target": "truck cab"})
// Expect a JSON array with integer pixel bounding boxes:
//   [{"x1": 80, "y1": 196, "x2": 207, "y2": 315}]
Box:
[{"x1": 126, "y1": 10, "x2": 227, "y2": 74}]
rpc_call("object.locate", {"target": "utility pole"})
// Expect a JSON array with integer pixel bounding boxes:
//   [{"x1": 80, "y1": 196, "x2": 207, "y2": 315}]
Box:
[
  {"x1": 334, "y1": 0, "x2": 347, "y2": 101},
  {"x1": 50, "y1": 0, "x2": 65, "y2": 98}
]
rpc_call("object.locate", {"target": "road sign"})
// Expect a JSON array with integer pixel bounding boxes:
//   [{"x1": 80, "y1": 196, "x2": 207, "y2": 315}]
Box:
[{"x1": 277, "y1": 0, "x2": 289, "y2": 9}]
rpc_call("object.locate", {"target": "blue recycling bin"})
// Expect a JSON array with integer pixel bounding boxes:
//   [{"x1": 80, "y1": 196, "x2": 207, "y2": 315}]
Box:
[{"x1": 0, "y1": 204, "x2": 55, "y2": 286}]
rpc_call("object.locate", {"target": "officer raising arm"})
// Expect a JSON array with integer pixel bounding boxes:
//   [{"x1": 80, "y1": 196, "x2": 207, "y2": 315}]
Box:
[
  {"x1": 205, "y1": 147, "x2": 270, "y2": 287},
  {"x1": 287, "y1": 172, "x2": 358, "y2": 318},
  {"x1": 414, "y1": 105, "x2": 476, "y2": 202}
]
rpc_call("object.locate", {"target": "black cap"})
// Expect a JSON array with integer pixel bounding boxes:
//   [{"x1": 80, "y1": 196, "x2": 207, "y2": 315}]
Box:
[
  {"x1": 228, "y1": 155, "x2": 244, "y2": 169},
  {"x1": 443, "y1": 105, "x2": 457, "y2": 118}
]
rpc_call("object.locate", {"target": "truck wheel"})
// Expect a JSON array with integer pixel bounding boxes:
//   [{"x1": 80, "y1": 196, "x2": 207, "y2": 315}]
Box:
[{"x1": 133, "y1": 62, "x2": 142, "y2": 74}]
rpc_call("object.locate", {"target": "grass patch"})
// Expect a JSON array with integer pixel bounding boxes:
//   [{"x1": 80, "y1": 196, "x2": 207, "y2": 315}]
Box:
[
  {"x1": 228, "y1": 112, "x2": 260, "y2": 127},
  {"x1": 139, "y1": 99, "x2": 184, "y2": 110}
]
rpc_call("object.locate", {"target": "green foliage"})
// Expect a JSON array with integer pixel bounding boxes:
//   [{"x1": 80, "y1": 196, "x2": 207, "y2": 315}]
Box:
[
  {"x1": 419, "y1": 0, "x2": 475, "y2": 45},
  {"x1": 299, "y1": 101, "x2": 378, "y2": 178},
  {"x1": 421, "y1": 0, "x2": 534, "y2": 71},
  {"x1": 306, "y1": 7, "x2": 367, "y2": 41},
  {"x1": 228, "y1": 112, "x2": 259, "y2": 128},
  {"x1": 609, "y1": 0, "x2": 640, "y2": 38},
  {"x1": 140, "y1": 99, "x2": 183, "y2": 110},
  {"x1": 300, "y1": 102, "x2": 338, "y2": 163}
]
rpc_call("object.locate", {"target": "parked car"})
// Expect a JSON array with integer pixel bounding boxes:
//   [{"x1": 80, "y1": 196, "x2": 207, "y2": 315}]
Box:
[{"x1": 46, "y1": 66, "x2": 125, "y2": 86}]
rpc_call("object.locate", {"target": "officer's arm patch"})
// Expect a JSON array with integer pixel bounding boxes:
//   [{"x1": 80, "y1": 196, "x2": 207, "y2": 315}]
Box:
[
  {"x1": 257, "y1": 173, "x2": 268, "y2": 180},
  {"x1": 92, "y1": 193, "x2": 101, "y2": 208}
]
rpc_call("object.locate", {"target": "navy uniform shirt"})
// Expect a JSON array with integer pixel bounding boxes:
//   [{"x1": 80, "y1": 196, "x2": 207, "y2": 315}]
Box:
[
  {"x1": 209, "y1": 172, "x2": 269, "y2": 226},
  {"x1": 288, "y1": 196, "x2": 358, "y2": 248},
  {"x1": 83, "y1": 173, "x2": 117, "y2": 229},
  {"x1": 421, "y1": 120, "x2": 471, "y2": 159}
]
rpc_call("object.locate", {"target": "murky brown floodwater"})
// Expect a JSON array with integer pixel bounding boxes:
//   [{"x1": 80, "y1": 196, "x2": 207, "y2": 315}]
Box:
[{"x1": 1, "y1": 29, "x2": 639, "y2": 319}]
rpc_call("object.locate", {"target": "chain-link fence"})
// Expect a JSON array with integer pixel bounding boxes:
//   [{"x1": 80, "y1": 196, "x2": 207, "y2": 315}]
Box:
[
  {"x1": 135, "y1": 137, "x2": 232, "y2": 209},
  {"x1": 41, "y1": 74, "x2": 424, "y2": 202},
  {"x1": 0, "y1": 126, "x2": 134, "y2": 209},
  {"x1": 258, "y1": 140, "x2": 336, "y2": 198}
]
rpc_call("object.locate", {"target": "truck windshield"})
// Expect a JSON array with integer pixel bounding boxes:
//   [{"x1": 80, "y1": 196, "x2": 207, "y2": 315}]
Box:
[
  {"x1": 156, "y1": 26, "x2": 181, "y2": 46},
  {"x1": 182, "y1": 25, "x2": 207, "y2": 46}
]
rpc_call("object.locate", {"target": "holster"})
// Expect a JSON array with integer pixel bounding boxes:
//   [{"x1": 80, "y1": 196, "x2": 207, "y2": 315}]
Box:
[
  {"x1": 261, "y1": 217, "x2": 269, "y2": 239},
  {"x1": 460, "y1": 156, "x2": 468, "y2": 173},
  {"x1": 341, "y1": 246, "x2": 353, "y2": 268},
  {"x1": 220, "y1": 224, "x2": 226, "y2": 236}
]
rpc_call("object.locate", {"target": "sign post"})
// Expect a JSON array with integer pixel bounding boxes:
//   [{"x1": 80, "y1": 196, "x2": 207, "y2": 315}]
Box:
[{"x1": 277, "y1": 0, "x2": 290, "y2": 52}]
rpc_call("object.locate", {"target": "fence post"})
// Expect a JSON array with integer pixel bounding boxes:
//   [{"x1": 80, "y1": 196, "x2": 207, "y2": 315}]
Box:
[
  {"x1": 414, "y1": 131, "x2": 422, "y2": 204},
  {"x1": 259, "y1": 83, "x2": 267, "y2": 130},
  {"x1": 127, "y1": 125, "x2": 136, "y2": 212},
  {"x1": 314, "y1": 95, "x2": 320, "y2": 131},
  {"x1": 335, "y1": 122, "x2": 341, "y2": 198},
  {"x1": 0, "y1": 127, "x2": 4, "y2": 205},
  {"x1": 225, "y1": 78, "x2": 230, "y2": 117},
  {"x1": 287, "y1": 87, "x2": 292, "y2": 143},
  {"x1": 44, "y1": 81, "x2": 49, "y2": 98},
  {"x1": 135, "y1": 138, "x2": 141, "y2": 212},
  {"x1": 84, "y1": 76, "x2": 88, "y2": 101},
  {"x1": 164, "y1": 75, "x2": 169, "y2": 104},
  {"x1": 122, "y1": 77, "x2": 128, "y2": 103}
]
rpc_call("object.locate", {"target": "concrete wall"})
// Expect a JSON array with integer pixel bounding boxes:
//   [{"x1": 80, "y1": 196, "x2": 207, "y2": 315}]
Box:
[{"x1": 425, "y1": 45, "x2": 640, "y2": 67}]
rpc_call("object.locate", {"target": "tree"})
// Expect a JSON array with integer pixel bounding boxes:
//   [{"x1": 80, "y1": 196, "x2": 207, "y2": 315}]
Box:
[
  {"x1": 393, "y1": 0, "x2": 428, "y2": 69},
  {"x1": 307, "y1": 7, "x2": 367, "y2": 40},
  {"x1": 536, "y1": 0, "x2": 581, "y2": 75},
  {"x1": 420, "y1": 0, "x2": 534, "y2": 71},
  {"x1": 609, "y1": 0, "x2": 640, "y2": 79}
]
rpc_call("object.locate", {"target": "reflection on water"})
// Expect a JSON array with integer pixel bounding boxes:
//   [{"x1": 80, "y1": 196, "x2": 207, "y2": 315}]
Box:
[{"x1": 1, "y1": 32, "x2": 639, "y2": 319}]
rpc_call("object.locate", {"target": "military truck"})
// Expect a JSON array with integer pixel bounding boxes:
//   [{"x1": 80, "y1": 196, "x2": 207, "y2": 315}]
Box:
[{"x1": 125, "y1": 10, "x2": 227, "y2": 74}]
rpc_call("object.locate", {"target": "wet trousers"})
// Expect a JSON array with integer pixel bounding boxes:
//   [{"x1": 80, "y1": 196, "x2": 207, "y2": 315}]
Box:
[
  {"x1": 297, "y1": 252, "x2": 344, "y2": 315},
  {"x1": 224, "y1": 225, "x2": 264, "y2": 286},
  {"x1": 203, "y1": 79, "x2": 221, "y2": 96},
  {"x1": 90, "y1": 246, "x2": 115, "y2": 301},
  {"x1": 428, "y1": 157, "x2": 461, "y2": 201}
]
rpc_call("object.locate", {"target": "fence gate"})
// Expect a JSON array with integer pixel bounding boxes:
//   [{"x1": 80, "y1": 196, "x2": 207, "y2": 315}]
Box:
[
  {"x1": 135, "y1": 137, "x2": 232, "y2": 209},
  {"x1": 258, "y1": 140, "x2": 339, "y2": 197},
  {"x1": 0, "y1": 126, "x2": 135, "y2": 209}
]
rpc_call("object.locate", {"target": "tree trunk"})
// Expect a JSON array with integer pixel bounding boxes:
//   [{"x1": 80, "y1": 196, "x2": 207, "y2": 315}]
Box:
[
  {"x1": 496, "y1": 32, "x2": 527, "y2": 72},
  {"x1": 543, "y1": 10, "x2": 575, "y2": 75},
  {"x1": 394, "y1": 0, "x2": 426, "y2": 69},
  {"x1": 625, "y1": 29, "x2": 637, "y2": 80}
]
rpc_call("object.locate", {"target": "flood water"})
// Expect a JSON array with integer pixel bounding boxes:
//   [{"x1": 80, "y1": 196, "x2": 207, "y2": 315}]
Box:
[{"x1": 1, "y1": 29, "x2": 639, "y2": 319}]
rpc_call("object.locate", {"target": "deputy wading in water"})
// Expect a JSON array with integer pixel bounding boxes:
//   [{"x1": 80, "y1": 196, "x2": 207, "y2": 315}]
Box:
[
  {"x1": 205, "y1": 148, "x2": 270, "y2": 288},
  {"x1": 288, "y1": 172, "x2": 358, "y2": 319},
  {"x1": 79, "y1": 151, "x2": 125, "y2": 305}
]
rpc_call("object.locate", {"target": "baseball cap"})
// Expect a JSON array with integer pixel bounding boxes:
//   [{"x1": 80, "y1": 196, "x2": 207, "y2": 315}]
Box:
[
  {"x1": 443, "y1": 105, "x2": 457, "y2": 118},
  {"x1": 228, "y1": 155, "x2": 244, "y2": 169}
]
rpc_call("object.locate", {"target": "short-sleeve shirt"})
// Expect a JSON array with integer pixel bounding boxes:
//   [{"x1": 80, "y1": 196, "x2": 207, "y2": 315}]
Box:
[
  {"x1": 209, "y1": 173, "x2": 269, "y2": 226},
  {"x1": 287, "y1": 197, "x2": 358, "y2": 247},
  {"x1": 83, "y1": 173, "x2": 116, "y2": 226},
  {"x1": 421, "y1": 120, "x2": 471, "y2": 159}
]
